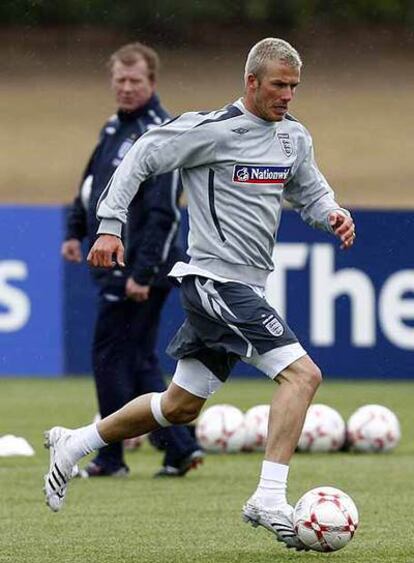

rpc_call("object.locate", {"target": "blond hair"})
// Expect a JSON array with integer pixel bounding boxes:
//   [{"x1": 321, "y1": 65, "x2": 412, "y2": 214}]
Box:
[{"x1": 245, "y1": 38, "x2": 302, "y2": 83}]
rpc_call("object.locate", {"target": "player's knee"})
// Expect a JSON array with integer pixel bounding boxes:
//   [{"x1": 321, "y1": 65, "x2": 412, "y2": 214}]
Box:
[
  {"x1": 162, "y1": 400, "x2": 201, "y2": 424},
  {"x1": 161, "y1": 380, "x2": 206, "y2": 425},
  {"x1": 302, "y1": 363, "x2": 322, "y2": 391},
  {"x1": 151, "y1": 391, "x2": 200, "y2": 426},
  {"x1": 282, "y1": 358, "x2": 322, "y2": 394},
  {"x1": 162, "y1": 389, "x2": 202, "y2": 424}
]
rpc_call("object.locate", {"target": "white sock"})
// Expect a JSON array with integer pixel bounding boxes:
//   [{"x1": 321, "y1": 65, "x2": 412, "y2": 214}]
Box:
[
  {"x1": 65, "y1": 423, "x2": 107, "y2": 464},
  {"x1": 253, "y1": 460, "x2": 289, "y2": 509}
]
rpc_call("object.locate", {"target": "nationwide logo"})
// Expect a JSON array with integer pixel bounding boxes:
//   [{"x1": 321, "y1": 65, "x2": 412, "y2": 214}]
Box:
[{"x1": 233, "y1": 164, "x2": 291, "y2": 184}]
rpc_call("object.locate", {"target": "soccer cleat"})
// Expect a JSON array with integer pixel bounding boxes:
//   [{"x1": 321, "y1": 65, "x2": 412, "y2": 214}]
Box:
[
  {"x1": 77, "y1": 460, "x2": 129, "y2": 478},
  {"x1": 43, "y1": 426, "x2": 78, "y2": 512},
  {"x1": 153, "y1": 465, "x2": 182, "y2": 477},
  {"x1": 178, "y1": 449, "x2": 205, "y2": 475},
  {"x1": 242, "y1": 497, "x2": 309, "y2": 551},
  {"x1": 154, "y1": 449, "x2": 205, "y2": 478}
]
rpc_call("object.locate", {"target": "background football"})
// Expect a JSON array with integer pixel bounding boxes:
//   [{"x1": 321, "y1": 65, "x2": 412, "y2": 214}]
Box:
[
  {"x1": 347, "y1": 404, "x2": 401, "y2": 452},
  {"x1": 297, "y1": 404, "x2": 346, "y2": 452},
  {"x1": 294, "y1": 486, "x2": 359, "y2": 552},
  {"x1": 195, "y1": 404, "x2": 246, "y2": 453},
  {"x1": 243, "y1": 404, "x2": 270, "y2": 451}
]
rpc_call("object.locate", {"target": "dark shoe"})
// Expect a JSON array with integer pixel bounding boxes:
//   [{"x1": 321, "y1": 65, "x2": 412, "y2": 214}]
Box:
[
  {"x1": 78, "y1": 460, "x2": 129, "y2": 478},
  {"x1": 148, "y1": 425, "x2": 197, "y2": 451},
  {"x1": 154, "y1": 449, "x2": 205, "y2": 478}
]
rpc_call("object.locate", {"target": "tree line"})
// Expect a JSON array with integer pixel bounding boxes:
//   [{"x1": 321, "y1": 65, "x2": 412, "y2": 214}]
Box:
[{"x1": 1, "y1": 0, "x2": 413, "y2": 31}]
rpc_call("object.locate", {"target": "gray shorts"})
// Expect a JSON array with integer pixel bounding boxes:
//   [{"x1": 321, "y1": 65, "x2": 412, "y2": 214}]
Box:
[{"x1": 167, "y1": 276, "x2": 305, "y2": 382}]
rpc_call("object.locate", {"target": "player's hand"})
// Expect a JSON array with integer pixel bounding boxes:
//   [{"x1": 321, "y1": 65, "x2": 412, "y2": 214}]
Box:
[
  {"x1": 87, "y1": 235, "x2": 125, "y2": 268},
  {"x1": 329, "y1": 211, "x2": 356, "y2": 250},
  {"x1": 61, "y1": 239, "x2": 82, "y2": 262},
  {"x1": 125, "y1": 277, "x2": 150, "y2": 302}
]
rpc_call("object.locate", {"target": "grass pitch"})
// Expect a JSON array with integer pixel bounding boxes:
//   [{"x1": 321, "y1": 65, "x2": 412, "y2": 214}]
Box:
[{"x1": 0, "y1": 377, "x2": 413, "y2": 563}]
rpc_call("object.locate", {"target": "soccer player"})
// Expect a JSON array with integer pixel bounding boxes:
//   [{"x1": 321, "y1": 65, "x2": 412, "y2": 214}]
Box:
[
  {"x1": 44, "y1": 38, "x2": 356, "y2": 550},
  {"x1": 61, "y1": 42, "x2": 203, "y2": 478}
]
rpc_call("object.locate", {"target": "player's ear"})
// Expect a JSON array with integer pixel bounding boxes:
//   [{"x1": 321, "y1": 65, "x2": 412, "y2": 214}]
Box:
[{"x1": 246, "y1": 73, "x2": 259, "y2": 90}]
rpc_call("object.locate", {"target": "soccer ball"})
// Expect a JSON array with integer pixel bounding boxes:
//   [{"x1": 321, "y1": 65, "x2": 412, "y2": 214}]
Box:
[
  {"x1": 347, "y1": 404, "x2": 401, "y2": 452},
  {"x1": 294, "y1": 486, "x2": 359, "y2": 552},
  {"x1": 195, "y1": 404, "x2": 246, "y2": 453},
  {"x1": 297, "y1": 404, "x2": 346, "y2": 452},
  {"x1": 243, "y1": 404, "x2": 270, "y2": 451}
]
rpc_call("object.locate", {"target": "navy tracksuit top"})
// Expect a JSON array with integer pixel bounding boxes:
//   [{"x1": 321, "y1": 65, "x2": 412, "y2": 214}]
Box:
[{"x1": 65, "y1": 94, "x2": 185, "y2": 287}]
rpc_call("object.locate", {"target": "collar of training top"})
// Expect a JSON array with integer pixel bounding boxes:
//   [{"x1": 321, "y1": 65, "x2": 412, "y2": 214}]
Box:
[{"x1": 117, "y1": 94, "x2": 161, "y2": 122}]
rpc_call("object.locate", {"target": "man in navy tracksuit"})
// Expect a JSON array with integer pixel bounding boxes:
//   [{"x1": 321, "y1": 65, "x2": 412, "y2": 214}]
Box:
[{"x1": 62, "y1": 42, "x2": 203, "y2": 477}]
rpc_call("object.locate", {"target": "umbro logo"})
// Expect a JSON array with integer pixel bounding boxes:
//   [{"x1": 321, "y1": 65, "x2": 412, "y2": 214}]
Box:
[{"x1": 231, "y1": 127, "x2": 249, "y2": 135}]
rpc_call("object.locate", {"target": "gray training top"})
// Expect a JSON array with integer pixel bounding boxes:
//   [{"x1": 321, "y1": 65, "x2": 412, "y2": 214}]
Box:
[{"x1": 97, "y1": 98, "x2": 347, "y2": 287}]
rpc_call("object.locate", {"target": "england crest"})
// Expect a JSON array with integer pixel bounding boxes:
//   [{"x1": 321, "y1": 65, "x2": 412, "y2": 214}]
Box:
[
  {"x1": 262, "y1": 314, "x2": 284, "y2": 337},
  {"x1": 277, "y1": 133, "x2": 294, "y2": 157}
]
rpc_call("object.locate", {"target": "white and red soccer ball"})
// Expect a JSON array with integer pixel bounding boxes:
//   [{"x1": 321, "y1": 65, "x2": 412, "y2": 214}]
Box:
[
  {"x1": 347, "y1": 404, "x2": 400, "y2": 452},
  {"x1": 294, "y1": 486, "x2": 359, "y2": 552},
  {"x1": 297, "y1": 404, "x2": 346, "y2": 452},
  {"x1": 243, "y1": 404, "x2": 270, "y2": 452},
  {"x1": 195, "y1": 404, "x2": 246, "y2": 453}
]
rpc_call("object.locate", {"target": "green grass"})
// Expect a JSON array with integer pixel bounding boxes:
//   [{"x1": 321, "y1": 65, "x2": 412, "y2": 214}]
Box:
[{"x1": 0, "y1": 378, "x2": 413, "y2": 563}]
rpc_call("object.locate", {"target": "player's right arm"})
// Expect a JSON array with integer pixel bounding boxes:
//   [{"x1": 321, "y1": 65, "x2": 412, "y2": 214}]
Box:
[{"x1": 88, "y1": 112, "x2": 217, "y2": 268}]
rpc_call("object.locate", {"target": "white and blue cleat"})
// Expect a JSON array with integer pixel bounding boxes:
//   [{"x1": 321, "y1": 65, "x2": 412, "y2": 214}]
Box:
[
  {"x1": 43, "y1": 426, "x2": 78, "y2": 512},
  {"x1": 242, "y1": 497, "x2": 309, "y2": 551}
]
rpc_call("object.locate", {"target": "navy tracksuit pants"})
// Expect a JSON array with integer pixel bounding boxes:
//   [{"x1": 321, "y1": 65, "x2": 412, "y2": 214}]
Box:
[{"x1": 92, "y1": 284, "x2": 198, "y2": 470}]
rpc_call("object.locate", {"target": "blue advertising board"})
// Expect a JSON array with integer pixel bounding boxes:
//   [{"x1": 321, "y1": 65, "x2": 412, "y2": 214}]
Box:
[
  {"x1": 0, "y1": 206, "x2": 64, "y2": 375},
  {"x1": 266, "y1": 210, "x2": 414, "y2": 378},
  {"x1": 0, "y1": 206, "x2": 413, "y2": 378}
]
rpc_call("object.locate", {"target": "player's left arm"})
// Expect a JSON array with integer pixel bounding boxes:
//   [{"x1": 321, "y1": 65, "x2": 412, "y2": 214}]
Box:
[
  {"x1": 284, "y1": 134, "x2": 355, "y2": 250},
  {"x1": 327, "y1": 210, "x2": 356, "y2": 250}
]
